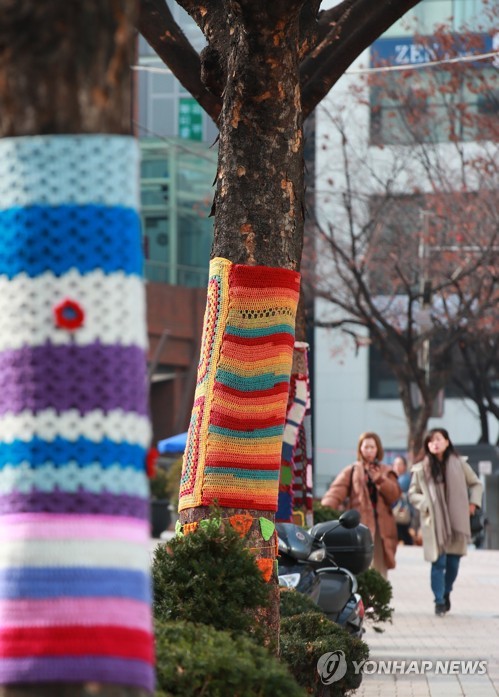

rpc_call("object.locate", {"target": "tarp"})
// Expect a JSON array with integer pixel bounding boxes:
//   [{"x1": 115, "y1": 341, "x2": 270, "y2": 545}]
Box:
[{"x1": 157, "y1": 431, "x2": 188, "y2": 454}]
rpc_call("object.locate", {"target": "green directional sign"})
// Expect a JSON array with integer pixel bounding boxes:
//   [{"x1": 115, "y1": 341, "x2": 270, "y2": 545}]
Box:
[{"x1": 178, "y1": 97, "x2": 203, "y2": 141}]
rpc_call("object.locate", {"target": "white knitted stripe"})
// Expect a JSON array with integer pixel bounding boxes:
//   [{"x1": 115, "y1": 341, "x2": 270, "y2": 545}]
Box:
[
  {"x1": 0, "y1": 410, "x2": 151, "y2": 447},
  {"x1": 0, "y1": 464, "x2": 150, "y2": 497},
  {"x1": 0, "y1": 270, "x2": 147, "y2": 351},
  {"x1": 0, "y1": 538, "x2": 149, "y2": 571},
  {"x1": 0, "y1": 135, "x2": 139, "y2": 211}
]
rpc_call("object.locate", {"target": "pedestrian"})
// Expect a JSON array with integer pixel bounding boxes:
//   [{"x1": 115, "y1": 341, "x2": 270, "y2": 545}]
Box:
[
  {"x1": 321, "y1": 432, "x2": 401, "y2": 579},
  {"x1": 408, "y1": 427, "x2": 483, "y2": 616},
  {"x1": 392, "y1": 455, "x2": 414, "y2": 546}
]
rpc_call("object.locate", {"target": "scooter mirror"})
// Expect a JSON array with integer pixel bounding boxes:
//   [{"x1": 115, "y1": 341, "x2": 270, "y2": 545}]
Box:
[{"x1": 339, "y1": 509, "x2": 360, "y2": 529}]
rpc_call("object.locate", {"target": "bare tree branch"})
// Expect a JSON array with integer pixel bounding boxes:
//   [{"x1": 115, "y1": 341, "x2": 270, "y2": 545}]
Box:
[
  {"x1": 301, "y1": 0, "x2": 423, "y2": 118},
  {"x1": 137, "y1": 0, "x2": 221, "y2": 121}
]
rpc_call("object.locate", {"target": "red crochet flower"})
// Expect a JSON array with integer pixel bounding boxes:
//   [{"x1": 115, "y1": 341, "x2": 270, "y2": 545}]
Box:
[{"x1": 54, "y1": 298, "x2": 85, "y2": 330}]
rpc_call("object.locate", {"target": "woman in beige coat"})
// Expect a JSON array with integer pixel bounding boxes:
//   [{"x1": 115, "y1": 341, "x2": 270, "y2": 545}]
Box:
[
  {"x1": 321, "y1": 432, "x2": 401, "y2": 578},
  {"x1": 408, "y1": 428, "x2": 483, "y2": 616}
]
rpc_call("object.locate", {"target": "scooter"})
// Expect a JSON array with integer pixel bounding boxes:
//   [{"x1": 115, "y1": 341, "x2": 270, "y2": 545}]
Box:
[{"x1": 277, "y1": 510, "x2": 374, "y2": 637}]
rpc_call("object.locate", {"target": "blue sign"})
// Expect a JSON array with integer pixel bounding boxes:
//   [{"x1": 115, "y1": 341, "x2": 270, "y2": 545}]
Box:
[{"x1": 371, "y1": 33, "x2": 493, "y2": 67}]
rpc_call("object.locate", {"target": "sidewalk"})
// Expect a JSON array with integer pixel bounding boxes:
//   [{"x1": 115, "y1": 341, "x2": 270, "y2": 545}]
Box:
[{"x1": 355, "y1": 545, "x2": 499, "y2": 697}]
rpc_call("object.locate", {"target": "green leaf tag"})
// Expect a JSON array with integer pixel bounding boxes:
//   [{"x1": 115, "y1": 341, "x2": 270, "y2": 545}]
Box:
[{"x1": 259, "y1": 517, "x2": 275, "y2": 541}]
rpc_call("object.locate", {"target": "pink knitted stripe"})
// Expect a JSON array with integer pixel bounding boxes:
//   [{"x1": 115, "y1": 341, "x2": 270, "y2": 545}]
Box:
[
  {"x1": 0, "y1": 513, "x2": 149, "y2": 542},
  {"x1": 0, "y1": 597, "x2": 151, "y2": 631}
]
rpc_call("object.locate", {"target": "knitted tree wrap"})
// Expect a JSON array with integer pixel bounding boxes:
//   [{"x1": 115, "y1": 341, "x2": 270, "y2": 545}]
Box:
[
  {"x1": 179, "y1": 257, "x2": 300, "y2": 512},
  {"x1": 0, "y1": 135, "x2": 154, "y2": 691},
  {"x1": 277, "y1": 341, "x2": 313, "y2": 524}
]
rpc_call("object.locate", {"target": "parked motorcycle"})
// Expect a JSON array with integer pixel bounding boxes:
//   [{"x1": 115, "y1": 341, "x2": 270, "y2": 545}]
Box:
[{"x1": 277, "y1": 510, "x2": 374, "y2": 637}]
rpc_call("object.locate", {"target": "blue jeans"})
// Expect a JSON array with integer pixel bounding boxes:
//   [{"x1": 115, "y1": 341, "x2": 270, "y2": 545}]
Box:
[{"x1": 431, "y1": 553, "x2": 461, "y2": 604}]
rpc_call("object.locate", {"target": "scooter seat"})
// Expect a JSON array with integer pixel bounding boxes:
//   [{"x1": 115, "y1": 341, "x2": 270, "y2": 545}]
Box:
[{"x1": 315, "y1": 568, "x2": 352, "y2": 615}]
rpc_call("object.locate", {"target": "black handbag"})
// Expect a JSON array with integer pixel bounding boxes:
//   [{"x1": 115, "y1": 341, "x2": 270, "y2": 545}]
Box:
[{"x1": 470, "y1": 509, "x2": 483, "y2": 535}]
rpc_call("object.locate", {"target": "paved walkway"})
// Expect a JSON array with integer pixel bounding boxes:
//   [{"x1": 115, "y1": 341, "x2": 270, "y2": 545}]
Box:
[{"x1": 355, "y1": 545, "x2": 499, "y2": 697}]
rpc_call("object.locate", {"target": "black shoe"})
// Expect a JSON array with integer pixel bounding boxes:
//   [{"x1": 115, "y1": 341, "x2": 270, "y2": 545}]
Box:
[
  {"x1": 444, "y1": 593, "x2": 451, "y2": 612},
  {"x1": 435, "y1": 603, "x2": 446, "y2": 616}
]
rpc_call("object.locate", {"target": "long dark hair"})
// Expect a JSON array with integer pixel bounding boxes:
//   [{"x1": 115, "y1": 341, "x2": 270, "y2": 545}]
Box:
[{"x1": 423, "y1": 428, "x2": 458, "y2": 482}]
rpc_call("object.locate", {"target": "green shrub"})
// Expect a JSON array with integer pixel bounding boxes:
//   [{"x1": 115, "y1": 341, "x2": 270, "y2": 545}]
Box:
[
  {"x1": 155, "y1": 620, "x2": 306, "y2": 697},
  {"x1": 280, "y1": 587, "x2": 324, "y2": 618},
  {"x1": 280, "y1": 611, "x2": 369, "y2": 697},
  {"x1": 149, "y1": 466, "x2": 171, "y2": 500},
  {"x1": 312, "y1": 500, "x2": 342, "y2": 524},
  {"x1": 152, "y1": 519, "x2": 270, "y2": 641},
  {"x1": 356, "y1": 568, "x2": 394, "y2": 629},
  {"x1": 163, "y1": 456, "x2": 183, "y2": 508}
]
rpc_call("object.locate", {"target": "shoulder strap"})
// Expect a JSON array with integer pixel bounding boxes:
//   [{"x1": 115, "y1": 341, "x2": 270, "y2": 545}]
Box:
[{"x1": 349, "y1": 464, "x2": 355, "y2": 496}]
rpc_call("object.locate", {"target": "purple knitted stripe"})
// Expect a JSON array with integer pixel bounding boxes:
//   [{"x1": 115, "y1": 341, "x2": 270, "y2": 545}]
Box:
[
  {"x1": 0, "y1": 490, "x2": 149, "y2": 520},
  {"x1": 0, "y1": 343, "x2": 147, "y2": 416},
  {"x1": 0, "y1": 656, "x2": 155, "y2": 692}
]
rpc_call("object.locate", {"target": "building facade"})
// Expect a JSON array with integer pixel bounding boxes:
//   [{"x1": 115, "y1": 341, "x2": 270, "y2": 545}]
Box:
[
  {"x1": 135, "y1": 9, "x2": 217, "y2": 444},
  {"x1": 314, "y1": 0, "x2": 498, "y2": 493}
]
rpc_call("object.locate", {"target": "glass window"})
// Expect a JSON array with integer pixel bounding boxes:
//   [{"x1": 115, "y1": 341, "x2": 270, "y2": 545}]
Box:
[
  {"x1": 141, "y1": 158, "x2": 169, "y2": 180},
  {"x1": 151, "y1": 96, "x2": 176, "y2": 138},
  {"x1": 370, "y1": 339, "x2": 499, "y2": 401},
  {"x1": 367, "y1": 194, "x2": 422, "y2": 295},
  {"x1": 139, "y1": 139, "x2": 216, "y2": 288},
  {"x1": 369, "y1": 345, "x2": 400, "y2": 399},
  {"x1": 178, "y1": 213, "x2": 212, "y2": 268},
  {"x1": 141, "y1": 182, "x2": 169, "y2": 207},
  {"x1": 143, "y1": 215, "x2": 170, "y2": 265}
]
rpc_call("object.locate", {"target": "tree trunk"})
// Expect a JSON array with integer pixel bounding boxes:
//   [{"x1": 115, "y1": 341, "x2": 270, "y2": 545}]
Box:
[
  {"x1": 178, "y1": 1, "x2": 305, "y2": 647},
  {"x1": 211, "y1": 5, "x2": 304, "y2": 267},
  {"x1": 476, "y1": 404, "x2": 490, "y2": 444},
  {"x1": 0, "y1": 2, "x2": 134, "y2": 137},
  {"x1": 0, "y1": 2, "x2": 150, "y2": 695},
  {"x1": 398, "y1": 379, "x2": 433, "y2": 461}
]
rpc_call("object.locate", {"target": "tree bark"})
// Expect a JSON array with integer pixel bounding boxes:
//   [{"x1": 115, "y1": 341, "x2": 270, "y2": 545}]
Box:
[
  {"x1": 0, "y1": 1, "x2": 135, "y2": 137},
  {"x1": 210, "y1": 2, "x2": 305, "y2": 268},
  {"x1": 399, "y1": 385, "x2": 434, "y2": 461},
  {"x1": 0, "y1": 2, "x2": 148, "y2": 696}
]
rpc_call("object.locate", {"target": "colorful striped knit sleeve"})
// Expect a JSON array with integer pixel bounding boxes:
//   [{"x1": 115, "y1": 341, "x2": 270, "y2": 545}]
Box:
[
  {"x1": 179, "y1": 257, "x2": 300, "y2": 512},
  {"x1": 0, "y1": 135, "x2": 154, "y2": 692}
]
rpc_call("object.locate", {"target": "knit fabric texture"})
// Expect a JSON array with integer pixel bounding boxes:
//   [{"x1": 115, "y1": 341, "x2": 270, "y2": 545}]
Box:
[
  {"x1": 179, "y1": 257, "x2": 300, "y2": 512},
  {"x1": 0, "y1": 135, "x2": 154, "y2": 691},
  {"x1": 276, "y1": 342, "x2": 313, "y2": 524}
]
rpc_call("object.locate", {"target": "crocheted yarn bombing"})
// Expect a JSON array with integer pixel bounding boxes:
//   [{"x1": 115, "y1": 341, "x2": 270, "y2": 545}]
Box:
[
  {"x1": 291, "y1": 344, "x2": 313, "y2": 526},
  {"x1": 0, "y1": 136, "x2": 154, "y2": 692},
  {"x1": 179, "y1": 257, "x2": 300, "y2": 512},
  {"x1": 277, "y1": 342, "x2": 312, "y2": 523}
]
